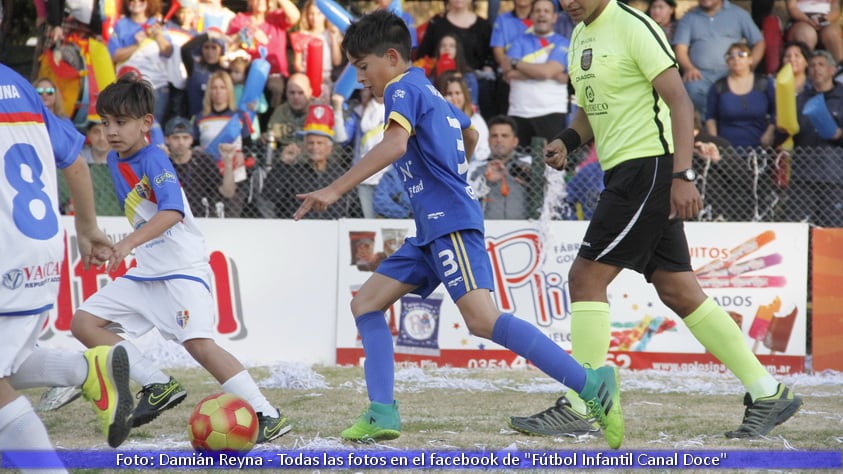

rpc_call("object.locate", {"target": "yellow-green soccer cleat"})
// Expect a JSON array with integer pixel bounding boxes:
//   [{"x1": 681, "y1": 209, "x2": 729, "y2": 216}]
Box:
[
  {"x1": 580, "y1": 365, "x2": 624, "y2": 449},
  {"x1": 725, "y1": 384, "x2": 802, "y2": 438},
  {"x1": 341, "y1": 401, "x2": 401, "y2": 442},
  {"x1": 81, "y1": 346, "x2": 133, "y2": 448}
]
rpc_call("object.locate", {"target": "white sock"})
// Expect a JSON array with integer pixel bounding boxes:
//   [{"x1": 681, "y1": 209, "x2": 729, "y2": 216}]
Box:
[
  {"x1": 0, "y1": 396, "x2": 67, "y2": 474},
  {"x1": 8, "y1": 348, "x2": 87, "y2": 389},
  {"x1": 221, "y1": 370, "x2": 278, "y2": 417},
  {"x1": 116, "y1": 340, "x2": 169, "y2": 387}
]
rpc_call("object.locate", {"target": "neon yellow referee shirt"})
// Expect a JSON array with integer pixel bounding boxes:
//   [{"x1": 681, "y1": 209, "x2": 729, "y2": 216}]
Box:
[{"x1": 568, "y1": 0, "x2": 678, "y2": 170}]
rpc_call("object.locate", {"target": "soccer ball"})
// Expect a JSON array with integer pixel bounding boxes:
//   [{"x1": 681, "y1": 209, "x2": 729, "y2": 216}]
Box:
[{"x1": 187, "y1": 392, "x2": 259, "y2": 452}]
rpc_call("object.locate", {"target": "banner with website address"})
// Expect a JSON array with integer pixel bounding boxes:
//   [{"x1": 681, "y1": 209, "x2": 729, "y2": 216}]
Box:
[{"x1": 335, "y1": 220, "x2": 809, "y2": 373}]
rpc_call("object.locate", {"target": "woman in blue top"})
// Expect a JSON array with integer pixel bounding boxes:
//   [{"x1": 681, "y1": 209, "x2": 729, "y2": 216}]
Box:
[{"x1": 705, "y1": 43, "x2": 776, "y2": 148}]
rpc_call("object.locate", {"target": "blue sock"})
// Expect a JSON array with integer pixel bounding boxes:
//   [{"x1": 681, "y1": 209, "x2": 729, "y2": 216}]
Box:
[
  {"x1": 492, "y1": 313, "x2": 586, "y2": 392},
  {"x1": 356, "y1": 311, "x2": 394, "y2": 405}
]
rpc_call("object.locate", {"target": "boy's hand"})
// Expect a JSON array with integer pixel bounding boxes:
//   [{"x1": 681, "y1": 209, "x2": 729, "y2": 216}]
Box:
[
  {"x1": 77, "y1": 228, "x2": 113, "y2": 270},
  {"x1": 670, "y1": 180, "x2": 702, "y2": 220},
  {"x1": 108, "y1": 239, "x2": 134, "y2": 273},
  {"x1": 294, "y1": 186, "x2": 340, "y2": 220}
]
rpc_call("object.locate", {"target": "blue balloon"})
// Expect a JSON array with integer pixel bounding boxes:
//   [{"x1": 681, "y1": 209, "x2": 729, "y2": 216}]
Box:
[
  {"x1": 804, "y1": 94, "x2": 839, "y2": 140},
  {"x1": 204, "y1": 116, "x2": 243, "y2": 159},
  {"x1": 334, "y1": 64, "x2": 362, "y2": 100},
  {"x1": 316, "y1": 0, "x2": 354, "y2": 33},
  {"x1": 238, "y1": 54, "x2": 270, "y2": 114}
]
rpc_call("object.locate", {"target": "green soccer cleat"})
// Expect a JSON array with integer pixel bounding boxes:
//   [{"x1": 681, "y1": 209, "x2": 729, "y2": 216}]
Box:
[
  {"x1": 256, "y1": 408, "x2": 293, "y2": 443},
  {"x1": 81, "y1": 346, "x2": 133, "y2": 448},
  {"x1": 132, "y1": 376, "x2": 187, "y2": 427},
  {"x1": 580, "y1": 365, "x2": 624, "y2": 449},
  {"x1": 509, "y1": 396, "x2": 599, "y2": 436},
  {"x1": 725, "y1": 384, "x2": 802, "y2": 438},
  {"x1": 341, "y1": 401, "x2": 401, "y2": 442}
]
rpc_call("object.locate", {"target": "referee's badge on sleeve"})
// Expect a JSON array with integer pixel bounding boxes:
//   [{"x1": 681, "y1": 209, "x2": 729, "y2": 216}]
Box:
[{"x1": 581, "y1": 48, "x2": 593, "y2": 71}]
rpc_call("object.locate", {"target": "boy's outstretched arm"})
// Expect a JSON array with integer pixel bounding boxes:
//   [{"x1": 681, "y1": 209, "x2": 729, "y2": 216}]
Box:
[
  {"x1": 107, "y1": 210, "x2": 183, "y2": 272},
  {"x1": 294, "y1": 122, "x2": 409, "y2": 220}
]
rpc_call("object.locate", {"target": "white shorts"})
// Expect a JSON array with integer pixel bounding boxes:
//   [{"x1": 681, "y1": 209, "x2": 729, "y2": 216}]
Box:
[
  {"x1": 0, "y1": 313, "x2": 48, "y2": 377},
  {"x1": 78, "y1": 276, "x2": 216, "y2": 344}
]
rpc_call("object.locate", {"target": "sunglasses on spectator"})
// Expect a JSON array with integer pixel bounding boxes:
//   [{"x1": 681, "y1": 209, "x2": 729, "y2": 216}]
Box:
[
  {"x1": 725, "y1": 51, "x2": 749, "y2": 60},
  {"x1": 36, "y1": 87, "x2": 56, "y2": 95}
]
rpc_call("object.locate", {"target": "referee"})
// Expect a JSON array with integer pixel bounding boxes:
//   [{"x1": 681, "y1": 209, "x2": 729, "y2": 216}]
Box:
[{"x1": 509, "y1": 0, "x2": 802, "y2": 440}]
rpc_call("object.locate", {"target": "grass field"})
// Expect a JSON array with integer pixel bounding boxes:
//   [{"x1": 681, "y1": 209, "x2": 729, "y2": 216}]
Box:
[{"x1": 19, "y1": 346, "x2": 843, "y2": 474}]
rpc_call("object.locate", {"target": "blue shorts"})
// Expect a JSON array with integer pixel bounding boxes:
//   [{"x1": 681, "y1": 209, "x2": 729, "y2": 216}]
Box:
[{"x1": 376, "y1": 230, "x2": 494, "y2": 302}]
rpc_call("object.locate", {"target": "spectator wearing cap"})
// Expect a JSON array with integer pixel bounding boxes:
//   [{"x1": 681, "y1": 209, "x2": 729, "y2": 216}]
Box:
[
  {"x1": 164, "y1": 116, "x2": 236, "y2": 218},
  {"x1": 108, "y1": 0, "x2": 174, "y2": 124},
  {"x1": 502, "y1": 0, "x2": 569, "y2": 147},
  {"x1": 263, "y1": 104, "x2": 356, "y2": 218},
  {"x1": 787, "y1": 49, "x2": 843, "y2": 226},
  {"x1": 648, "y1": 0, "x2": 678, "y2": 42},
  {"x1": 265, "y1": 73, "x2": 347, "y2": 165},
  {"x1": 181, "y1": 27, "x2": 228, "y2": 118},
  {"x1": 673, "y1": 0, "x2": 765, "y2": 116},
  {"x1": 81, "y1": 120, "x2": 111, "y2": 164}
]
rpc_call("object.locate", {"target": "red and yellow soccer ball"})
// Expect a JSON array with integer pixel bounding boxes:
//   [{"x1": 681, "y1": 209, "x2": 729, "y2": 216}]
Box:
[{"x1": 187, "y1": 392, "x2": 259, "y2": 452}]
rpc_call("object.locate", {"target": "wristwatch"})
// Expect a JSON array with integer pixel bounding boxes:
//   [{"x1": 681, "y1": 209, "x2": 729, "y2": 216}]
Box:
[
  {"x1": 511, "y1": 58, "x2": 519, "y2": 70},
  {"x1": 673, "y1": 168, "x2": 698, "y2": 182}
]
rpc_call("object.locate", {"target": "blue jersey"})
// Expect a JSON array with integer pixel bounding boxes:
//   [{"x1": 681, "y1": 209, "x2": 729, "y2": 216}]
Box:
[
  {"x1": 491, "y1": 11, "x2": 530, "y2": 51},
  {"x1": 0, "y1": 63, "x2": 84, "y2": 315},
  {"x1": 384, "y1": 67, "x2": 484, "y2": 245},
  {"x1": 108, "y1": 145, "x2": 209, "y2": 279}
]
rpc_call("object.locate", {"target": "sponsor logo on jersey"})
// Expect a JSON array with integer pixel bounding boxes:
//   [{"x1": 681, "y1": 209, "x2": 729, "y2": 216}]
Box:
[
  {"x1": 2, "y1": 262, "x2": 62, "y2": 290},
  {"x1": 446, "y1": 276, "x2": 464, "y2": 288},
  {"x1": 392, "y1": 89, "x2": 406, "y2": 101},
  {"x1": 154, "y1": 169, "x2": 177, "y2": 187},
  {"x1": 2, "y1": 269, "x2": 24, "y2": 290},
  {"x1": 426, "y1": 211, "x2": 446, "y2": 220}
]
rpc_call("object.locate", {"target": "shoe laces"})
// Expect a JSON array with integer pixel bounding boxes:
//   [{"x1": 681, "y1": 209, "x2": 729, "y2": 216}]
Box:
[
  {"x1": 734, "y1": 394, "x2": 781, "y2": 433},
  {"x1": 585, "y1": 385, "x2": 611, "y2": 429},
  {"x1": 530, "y1": 399, "x2": 585, "y2": 426}
]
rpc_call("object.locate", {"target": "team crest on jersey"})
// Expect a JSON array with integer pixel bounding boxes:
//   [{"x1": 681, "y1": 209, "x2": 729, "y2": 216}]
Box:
[
  {"x1": 176, "y1": 310, "x2": 190, "y2": 328},
  {"x1": 134, "y1": 181, "x2": 152, "y2": 199},
  {"x1": 581, "y1": 48, "x2": 593, "y2": 71},
  {"x1": 2, "y1": 269, "x2": 24, "y2": 290}
]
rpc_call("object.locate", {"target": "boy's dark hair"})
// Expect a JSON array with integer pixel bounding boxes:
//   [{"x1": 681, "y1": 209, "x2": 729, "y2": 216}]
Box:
[
  {"x1": 488, "y1": 115, "x2": 519, "y2": 135},
  {"x1": 342, "y1": 10, "x2": 411, "y2": 62},
  {"x1": 96, "y1": 76, "x2": 155, "y2": 118}
]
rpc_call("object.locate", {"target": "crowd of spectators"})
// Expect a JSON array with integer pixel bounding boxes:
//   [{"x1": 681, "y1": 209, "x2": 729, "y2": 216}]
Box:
[{"x1": 19, "y1": 0, "x2": 843, "y2": 226}]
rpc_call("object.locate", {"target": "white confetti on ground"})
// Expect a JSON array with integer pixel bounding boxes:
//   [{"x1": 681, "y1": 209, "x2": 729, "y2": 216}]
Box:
[
  {"x1": 259, "y1": 362, "x2": 329, "y2": 390},
  {"x1": 394, "y1": 367, "x2": 501, "y2": 393}
]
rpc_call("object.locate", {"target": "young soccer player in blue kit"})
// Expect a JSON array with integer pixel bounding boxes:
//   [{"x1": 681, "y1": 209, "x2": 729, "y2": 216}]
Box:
[{"x1": 293, "y1": 10, "x2": 624, "y2": 448}]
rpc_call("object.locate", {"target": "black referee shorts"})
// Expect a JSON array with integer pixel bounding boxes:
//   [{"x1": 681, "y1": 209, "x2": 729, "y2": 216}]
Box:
[{"x1": 578, "y1": 154, "x2": 693, "y2": 280}]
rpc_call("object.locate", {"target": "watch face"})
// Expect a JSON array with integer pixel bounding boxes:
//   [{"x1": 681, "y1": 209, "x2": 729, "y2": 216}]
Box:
[{"x1": 685, "y1": 169, "x2": 697, "y2": 180}]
